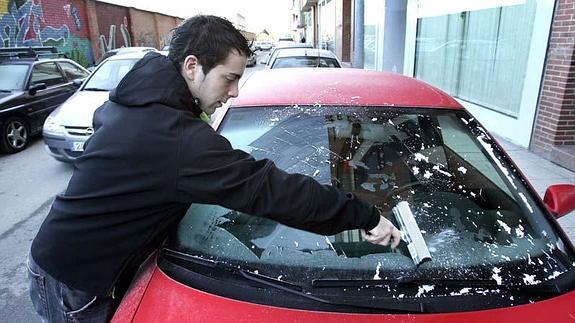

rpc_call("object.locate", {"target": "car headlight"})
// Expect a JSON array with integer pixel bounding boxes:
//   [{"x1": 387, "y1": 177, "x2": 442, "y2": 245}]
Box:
[{"x1": 43, "y1": 116, "x2": 65, "y2": 136}]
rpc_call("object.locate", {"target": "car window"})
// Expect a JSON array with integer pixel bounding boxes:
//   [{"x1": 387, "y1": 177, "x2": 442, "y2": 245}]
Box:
[
  {"x1": 58, "y1": 62, "x2": 89, "y2": 80},
  {"x1": 0, "y1": 64, "x2": 29, "y2": 91},
  {"x1": 272, "y1": 57, "x2": 340, "y2": 68},
  {"x1": 169, "y1": 105, "x2": 574, "y2": 303},
  {"x1": 83, "y1": 59, "x2": 138, "y2": 91},
  {"x1": 31, "y1": 62, "x2": 66, "y2": 87}
]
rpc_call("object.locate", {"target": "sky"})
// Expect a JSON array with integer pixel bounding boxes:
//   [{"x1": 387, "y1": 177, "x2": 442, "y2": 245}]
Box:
[{"x1": 98, "y1": 0, "x2": 293, "y2": 36}]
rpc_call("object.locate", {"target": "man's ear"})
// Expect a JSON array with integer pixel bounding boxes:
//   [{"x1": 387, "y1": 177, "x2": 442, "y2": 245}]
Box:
[{"x1": 182, "y1": 55, "x2": 199, "y2": 81}]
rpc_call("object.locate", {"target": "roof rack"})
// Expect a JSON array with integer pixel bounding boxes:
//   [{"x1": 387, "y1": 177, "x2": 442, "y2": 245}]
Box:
[{"x1": 0, "y1": 46, "x2": 68, "y2": 61}]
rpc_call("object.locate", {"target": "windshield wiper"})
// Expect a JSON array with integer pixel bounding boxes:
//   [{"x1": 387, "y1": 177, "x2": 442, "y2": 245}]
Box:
[
  {"x1": 0, "y1": 89, "x2": 12, "y2": 93},
  {"x1": 162, "y1": 248, "x2": 427, "y2": 313},
  {"x1": 313, "y1": 277, "x2": 499, "y2": 288},
  {"x1": 83, "y1": 87, "x2": 108, "y2": 91},
  {"x1": 314, "y1": 274, "x2": 573, "y2": 297}
]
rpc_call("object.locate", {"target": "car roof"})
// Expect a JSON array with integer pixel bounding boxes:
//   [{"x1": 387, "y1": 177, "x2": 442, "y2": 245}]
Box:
[
  {"x1": 107, "y1": 47, "x2": 156, "y2": 54},
  {"x1": 233, "y1": 68, "x2": 463, "y2": 109},
  {"x1": 0, "y1": 57, "x2": 85, "y2": 67},
  {"x1": 106, "y1": 51, "x2": 152, "y2": 60},
  {"x1": 274, "y1": 48, "x2": 338, "y2": 59},
  {"x1": 275, "y1": 42, "x2": 314, "y2": 49}
]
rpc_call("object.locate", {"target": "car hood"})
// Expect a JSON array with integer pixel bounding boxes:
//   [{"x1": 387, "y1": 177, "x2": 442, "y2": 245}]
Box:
[{"x1": 51, "y1": 90, "x2": 110, "y2": 127}]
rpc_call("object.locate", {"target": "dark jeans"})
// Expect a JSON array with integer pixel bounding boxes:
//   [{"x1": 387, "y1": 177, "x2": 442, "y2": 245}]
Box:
[{"x1": 27, "y1": 255, "x2": 115, "y2": 323}]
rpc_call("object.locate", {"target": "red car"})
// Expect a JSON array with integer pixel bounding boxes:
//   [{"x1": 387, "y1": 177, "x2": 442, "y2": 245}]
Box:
[{"x1": 112, "y1": 69, "x2": 575, "y2": 322}]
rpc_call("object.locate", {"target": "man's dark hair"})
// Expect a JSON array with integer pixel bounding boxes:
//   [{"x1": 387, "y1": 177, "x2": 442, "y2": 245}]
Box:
[{"x1": 168, "y1": 15, "x2": 252, "y2": 75}]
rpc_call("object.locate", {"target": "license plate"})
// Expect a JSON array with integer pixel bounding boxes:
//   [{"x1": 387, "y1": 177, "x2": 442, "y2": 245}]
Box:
[{"x1": 72, "y1": 142, "x2": 84, "y2": 152}]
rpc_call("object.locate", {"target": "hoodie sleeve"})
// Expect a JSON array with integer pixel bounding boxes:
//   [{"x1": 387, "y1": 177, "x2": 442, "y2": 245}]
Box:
[{"x1": 176, "y1": 120, "x2": 380, "y2": 235}]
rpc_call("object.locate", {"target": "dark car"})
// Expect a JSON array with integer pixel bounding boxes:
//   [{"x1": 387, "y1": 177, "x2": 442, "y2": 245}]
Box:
[{"x1": 0, "y1": 47, "x2": 89, "y2": 153}]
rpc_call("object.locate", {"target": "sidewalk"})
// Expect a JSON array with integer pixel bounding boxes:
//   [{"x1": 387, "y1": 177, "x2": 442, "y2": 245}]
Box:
[{"x1": 497, "y1": 137, "x2": 575, "y2": 243}]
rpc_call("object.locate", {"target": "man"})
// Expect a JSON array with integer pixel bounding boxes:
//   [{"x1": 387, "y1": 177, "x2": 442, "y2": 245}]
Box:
[{"x1": 28, "y1": 15, "x2": 401, "y2": 322}]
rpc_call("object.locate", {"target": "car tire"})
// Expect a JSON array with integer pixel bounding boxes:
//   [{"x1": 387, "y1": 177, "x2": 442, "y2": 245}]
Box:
[{"x1": 0, "y1": 117, "x2": 29, "y2": 153}]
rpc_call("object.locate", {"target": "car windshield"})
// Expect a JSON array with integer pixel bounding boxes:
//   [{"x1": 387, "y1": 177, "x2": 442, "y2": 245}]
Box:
[
  {"x1": 0, "y1": 64, "x2": 29, "y2": 91},
  {"x1": 272, "y1": 57, "x2": 340, "y2": 68},
  {"x1": 170, "y1": 105, "x2": 574, "y2": 300},
  {"x1": 83, "y1": 58, "x2": 138, "y2": 91}
]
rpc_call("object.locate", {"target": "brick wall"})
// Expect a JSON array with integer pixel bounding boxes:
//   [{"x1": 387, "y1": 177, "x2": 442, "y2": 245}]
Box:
[
  {"x1": 129, "y1": 8, "x2": 159, "y2": 48},
  {"x1": 1, "y1": 1, "x2": 183, "y2": 64},
  {"x1": 95, "y1": 1, "x2": 131, "y2": 52},
  {"x1": 0, "y1": 0, "x2": 94, "y2": 66},
  {"x1": 532, "y1": 0, "x2": 575, "y2": 153},
  {"x1": 155, "y1": 14, "x2": 180, "y2": 49}
]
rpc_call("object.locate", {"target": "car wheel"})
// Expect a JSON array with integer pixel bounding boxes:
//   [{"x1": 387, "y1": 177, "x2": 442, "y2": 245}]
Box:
[{"x1": 0, "y1": 117, "x2": 29, "y2": 153}]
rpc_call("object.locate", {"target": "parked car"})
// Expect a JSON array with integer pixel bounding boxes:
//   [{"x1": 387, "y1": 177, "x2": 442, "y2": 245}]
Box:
[
  {"x1": 112, "y1": 68, "x2": 575, "y2": 322},
  {"x1": 99, "y1": 47, "x2": 156, "y2": 64},
  {"x1": 0, "y1": 47, "x2": 89, "y2": 153},
  {"x1": 264, "y1": 42, "x2": 313, "y2": 65},
  {"x1": 43, "y1": 52, "x2": 146, "y2": 162},
  {"x1": 247, "y1": 51, "x2": 258, "y2": 67},
  {"x1": 267, "y1": 48, "x2": 342, "y2": 69},
  {"x1": 87, "y1": 47, "x2": 157, "y2": 71}
]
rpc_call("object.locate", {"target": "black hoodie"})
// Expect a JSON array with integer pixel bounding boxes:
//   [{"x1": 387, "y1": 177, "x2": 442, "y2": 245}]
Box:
[{"x1": 31, "y1": 52, "x2": 380, "y2": 295}]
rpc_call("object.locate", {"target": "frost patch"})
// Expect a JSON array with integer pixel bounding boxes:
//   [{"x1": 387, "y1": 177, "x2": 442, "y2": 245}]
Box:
[
  {"x1": 515, "y1": 225, "x2": 525, "y2": 238},
  {"x1": 476, "y1": 135, "x2": 517, "y2": 189},
  {"x1": 450, "y1": 288, "x2": 471, "y2": 296},
  {"x1": 423, "y1": 170, "x2": 433, "y2": 179},
  {"x1": 518, "y1": 192, "x2": 534, "y2": 213},
  {"x1": 522, "y1": 274, "x2": 541, "y2": 285},
  {"x1": 415, "y1": 285, "x2": 434, "y2": 297},
  {"x1": 412, "y1": 166, "x2": 420, "y2": 175},
  {"x1": 373, "y1": 262, "x2": 382, "y2": 280},
  {"x1": 432, "y1": 165, "x2": 452, "y2": 177},
  {"x1": 492, "y1": 267, "x2": 502, "y2": 285},
  {"x1": 325, "y1": 236, "x2": 337, "y2": 253},
  {"x1": 457, "y1": 166, "x2": 467, "y2": 174},
  {"x1": 497, "y1": 220, "x2": 511, "y2": 234},
  {"x1": 547, "y1": 271, "x2": 561, "y2": 280},
  {"x1": 414, "y1": 153, "x2": 429, "y2": 163}
]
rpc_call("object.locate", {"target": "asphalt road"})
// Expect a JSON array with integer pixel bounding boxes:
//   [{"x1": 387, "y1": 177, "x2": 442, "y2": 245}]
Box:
[
  {"x1": 0, "y1": 60, "x2": 265, "y2": 322},
  {"x1": 0, "y1": 136, "x2": 74, "y2": 322}
]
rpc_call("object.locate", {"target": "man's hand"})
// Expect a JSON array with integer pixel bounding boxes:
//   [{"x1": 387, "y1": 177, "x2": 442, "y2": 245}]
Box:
[{"x1": 361, "y1": 215, "x2": 402, "y2": 248}]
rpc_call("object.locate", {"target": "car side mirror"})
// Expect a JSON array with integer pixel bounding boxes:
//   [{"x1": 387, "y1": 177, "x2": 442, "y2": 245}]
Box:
[
  {"x1": 28, "y1": 83, "x2": 47, "y2": 95},
  {"x1": 73, "y1": 78, "x2": 86, "y2": 87},
  {"x1": 544, "y1": 184, "x2": 575, "y2": 219}
]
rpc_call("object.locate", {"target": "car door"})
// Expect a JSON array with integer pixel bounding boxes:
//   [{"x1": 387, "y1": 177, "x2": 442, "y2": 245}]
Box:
[{"x1": 27, "y1": 62, "x2": 74, "y2": 133}]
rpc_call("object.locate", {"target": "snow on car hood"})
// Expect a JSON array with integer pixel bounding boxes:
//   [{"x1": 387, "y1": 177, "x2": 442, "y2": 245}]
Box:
[{"x1": 51, "y1": 90, "x2": 110, "y2": 127}]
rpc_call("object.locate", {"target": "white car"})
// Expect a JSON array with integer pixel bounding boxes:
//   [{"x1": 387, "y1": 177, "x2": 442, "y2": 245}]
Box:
[
  {"x1": 43, "y1": 52, "x2": 147, "y2": 162},
  {"x1": 267, "y1": 48, "x2": 342, "y2": 69},
  {"x1": 264, "y1": 42, "x2": 313, "y2": 66}
]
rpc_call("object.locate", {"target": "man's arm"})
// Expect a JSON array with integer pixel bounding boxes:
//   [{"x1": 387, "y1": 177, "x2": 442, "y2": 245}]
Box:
[{"x1": 176, "y1": 122, "x2": 400, "y2": 245}]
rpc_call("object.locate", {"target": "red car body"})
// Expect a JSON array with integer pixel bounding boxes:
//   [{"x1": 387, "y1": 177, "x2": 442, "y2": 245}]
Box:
[{"x1": 112, "y1": 69, "x2": 575, "y2": 322}]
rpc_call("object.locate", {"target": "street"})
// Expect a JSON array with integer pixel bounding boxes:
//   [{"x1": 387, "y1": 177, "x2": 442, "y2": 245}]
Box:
[
  {"x1": 0, "y1": 61, "x2": 264, "y2": 322},
  {"x1": 0, "y1": 136, "x2": 73, "y2": 322}
]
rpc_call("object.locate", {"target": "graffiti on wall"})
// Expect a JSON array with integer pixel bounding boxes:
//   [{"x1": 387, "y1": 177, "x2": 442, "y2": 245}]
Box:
[
  {"x1": 0, "y1": 0, "x2": 93, "y2": 66},
  {"x1": 98, "y1": 16, "x2": 131, "y2": 54}
]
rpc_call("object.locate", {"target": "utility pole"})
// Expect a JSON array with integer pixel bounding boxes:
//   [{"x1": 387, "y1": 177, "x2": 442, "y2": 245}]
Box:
[{"x1": 353, "y1": 0, "x2": 364, "y2": 68}]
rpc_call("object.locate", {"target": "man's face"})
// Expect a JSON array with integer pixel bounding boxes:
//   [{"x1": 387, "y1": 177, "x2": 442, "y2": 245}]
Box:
[{"x1": 183, "y1": 50, "x2": 247, "y2": 115}]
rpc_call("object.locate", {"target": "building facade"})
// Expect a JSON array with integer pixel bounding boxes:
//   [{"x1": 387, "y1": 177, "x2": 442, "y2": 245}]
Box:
[
  {"x1": 297, "y1": 0, "x2": 575, "y2": 171},
  {"x1": 0, "y1": 0, "x2": 183, "y2": 66}
]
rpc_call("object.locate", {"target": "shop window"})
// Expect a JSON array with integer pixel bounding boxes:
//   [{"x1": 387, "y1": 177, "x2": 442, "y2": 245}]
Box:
[{"x1": 414, "y1": 1, "x2": 536, "y2": 117}]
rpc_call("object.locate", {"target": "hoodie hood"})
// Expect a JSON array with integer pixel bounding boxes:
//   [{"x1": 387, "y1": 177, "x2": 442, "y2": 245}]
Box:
[{"x1": 109, "y1": 52, "x2": 202, "y2": 117}]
